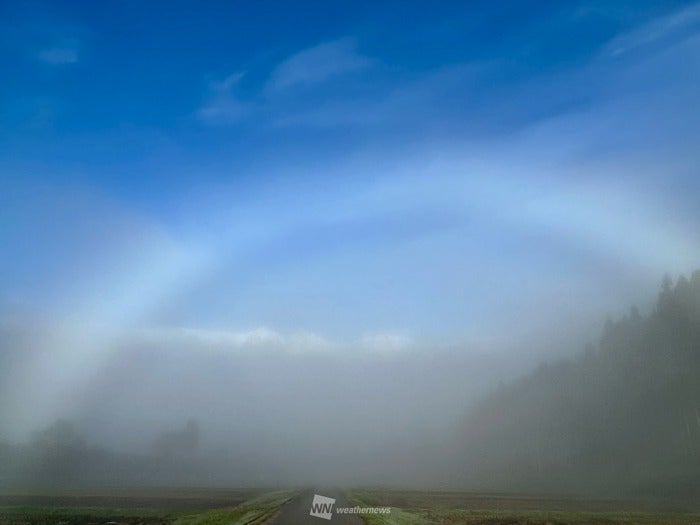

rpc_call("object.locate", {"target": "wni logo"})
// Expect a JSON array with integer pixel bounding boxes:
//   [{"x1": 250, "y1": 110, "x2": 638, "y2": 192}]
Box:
[{"x1": 309, "y1": 494, "x2": 336, "y2": 520}]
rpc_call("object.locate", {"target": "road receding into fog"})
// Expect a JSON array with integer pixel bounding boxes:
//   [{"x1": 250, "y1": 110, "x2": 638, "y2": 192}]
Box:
[{"x1": 271, "y1": 489, "x2": 362, "y2": 525}]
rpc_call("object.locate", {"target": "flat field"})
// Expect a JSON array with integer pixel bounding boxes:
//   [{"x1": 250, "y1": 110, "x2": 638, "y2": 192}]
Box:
[
  {"x1": 348, "y1": 489, "x2": 700, "y2": 525},
  {"x1": 0, "y1": 488, "x2": 294, "y2": 525},
  {"x1": 2, "y1": 488, "x2": 700, "y2": 525}
]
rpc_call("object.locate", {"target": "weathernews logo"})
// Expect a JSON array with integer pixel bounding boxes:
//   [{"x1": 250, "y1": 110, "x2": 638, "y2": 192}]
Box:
[
  {"x1": 309, "y1": 494, "x2": 391, "y2": 520},
  {"x1": 309, "y1": 494, "x2": 335, "y2": 520}
]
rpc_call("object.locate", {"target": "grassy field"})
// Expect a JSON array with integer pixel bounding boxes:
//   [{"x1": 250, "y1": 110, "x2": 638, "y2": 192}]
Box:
[
  {"x1": 3, "y1": 488, "x2": 700, "y2": 525},
  {"x1": 348, "y1": 490, "x2": 700, "y2": 525},
  {"x1": 0, "y1": 488, "x2": 296, "y2": 525}
]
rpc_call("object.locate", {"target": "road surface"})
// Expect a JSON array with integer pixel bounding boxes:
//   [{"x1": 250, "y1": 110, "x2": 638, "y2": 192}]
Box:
[{"x1": 271, "y1": 489, "x2": 363, "y2": 525}]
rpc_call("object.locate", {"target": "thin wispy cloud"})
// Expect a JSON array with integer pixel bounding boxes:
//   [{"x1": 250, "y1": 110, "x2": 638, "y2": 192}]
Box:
[
  {"x1": 211, "y1": 71, "x2": 246, "y2": 92},
  {"x1": 197, "y1": 38, "x2": 374, "y2": 125},
  {"x1": 140, "y1": 326, "x2": 418, "y2": 356},
  {"x1": 143, "y1": 326, "x2": 334, "y2": 354},
  {"x1": 605, "y1": 1, "x2": 700, "y2": 56},
  {"x1": 197, "y1": 71, "x2": 253, "y2": 124},
  {"x1": 0, "y1": 2, "x2": 83, "y2": 66},
  {"x1": 269, "y1": 63, "x2": 480, "y2": 129},
  {"x1": 197, "y1": 93, "x2": 251, "y2": 124},
  {"x1": 360, "y1": 332, "x2": 414, "y2": 353},
  {"x1": 266, "y1": 37, "x2": 372, "y2": 92}
]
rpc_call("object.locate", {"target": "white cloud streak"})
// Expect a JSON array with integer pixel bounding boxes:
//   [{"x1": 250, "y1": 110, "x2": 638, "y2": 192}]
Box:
[
  {"x1": 139, "y1": 326, "x2": 418, "y2": 356},
  {"x1": 605, "y1": 1, "x2": 700, "y2": 56},
  {"x1": 360, "y1": 332, "x2": 414, "y2": 353},
  {"x1": 266, "y1": 37, "x2": 371, "y2": 92},
  {"x1": 197, "y1": 71, "x2": 253, "y2": 124},
  {"x1": 197, "y1": 38, "x2": 373, "y2": 125}
]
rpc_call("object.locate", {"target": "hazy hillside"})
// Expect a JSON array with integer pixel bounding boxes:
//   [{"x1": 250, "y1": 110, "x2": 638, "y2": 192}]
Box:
[{"x1": 459, "y1": 271, "x2": 700, "y2": 497}]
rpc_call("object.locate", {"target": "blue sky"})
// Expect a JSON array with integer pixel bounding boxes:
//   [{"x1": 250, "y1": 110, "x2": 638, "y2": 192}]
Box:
[{"x1": 2, "y1": 0, "x2": 700, "y2": 358}]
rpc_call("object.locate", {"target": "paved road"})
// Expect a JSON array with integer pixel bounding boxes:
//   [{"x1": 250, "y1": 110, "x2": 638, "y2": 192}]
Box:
[{"x1": 271, "y1": 489, "x2": 363, "y2": 525}]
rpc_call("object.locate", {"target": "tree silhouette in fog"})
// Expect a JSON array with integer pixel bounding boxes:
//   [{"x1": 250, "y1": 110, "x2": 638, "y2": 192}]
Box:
[
  {"x1": 460, "y1": 271, "x2": 700, "y2": 497},
  {"x1": 33, "y1": 419, "x2": 87, "y2": 479},
  {"x1": 153, "y1": 419, "x2": 200, "y2": 459}
]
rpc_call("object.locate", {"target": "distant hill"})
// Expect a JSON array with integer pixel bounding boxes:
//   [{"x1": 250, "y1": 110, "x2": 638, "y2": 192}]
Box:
[{"x1": 458, "y1": 271, "x2": 700, "y2": 497}]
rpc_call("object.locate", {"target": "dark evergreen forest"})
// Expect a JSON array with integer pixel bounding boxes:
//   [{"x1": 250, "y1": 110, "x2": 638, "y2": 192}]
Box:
[{"x1": 459, "y1": 271, "x2": 700, "y2": 497}]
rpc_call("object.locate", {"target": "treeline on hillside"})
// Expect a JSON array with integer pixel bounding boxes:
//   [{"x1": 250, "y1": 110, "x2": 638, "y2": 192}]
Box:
[
  {"x1": 0, "y1": 418, "x2": 223, "y2": 487},
  {"x1": 459, "y1": 271, "x2": 700, "y2": 497}
]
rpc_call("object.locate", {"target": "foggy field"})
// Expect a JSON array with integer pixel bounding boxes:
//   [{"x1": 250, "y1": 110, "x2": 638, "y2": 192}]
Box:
[
  {"x1": 0, "y1": 487, "x2": 259, "y2": 510},
  {"x1": 2, "y1": 489, "x2": 700, "y2": 525},
  {"x1": 0, "y1": 489, "x2": 296, "y2": 524},
  {"x1": 350, "y1": 489, "x2": 696, "y2": 513},
  {"x1": 349, "y1": 490, "x2": 700, "y2": 525}
]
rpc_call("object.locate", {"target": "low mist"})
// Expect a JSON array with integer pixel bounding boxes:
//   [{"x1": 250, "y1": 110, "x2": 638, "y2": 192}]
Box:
[{"x1": 0, "y1": 318, "x2": 538, "y2": 488}]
